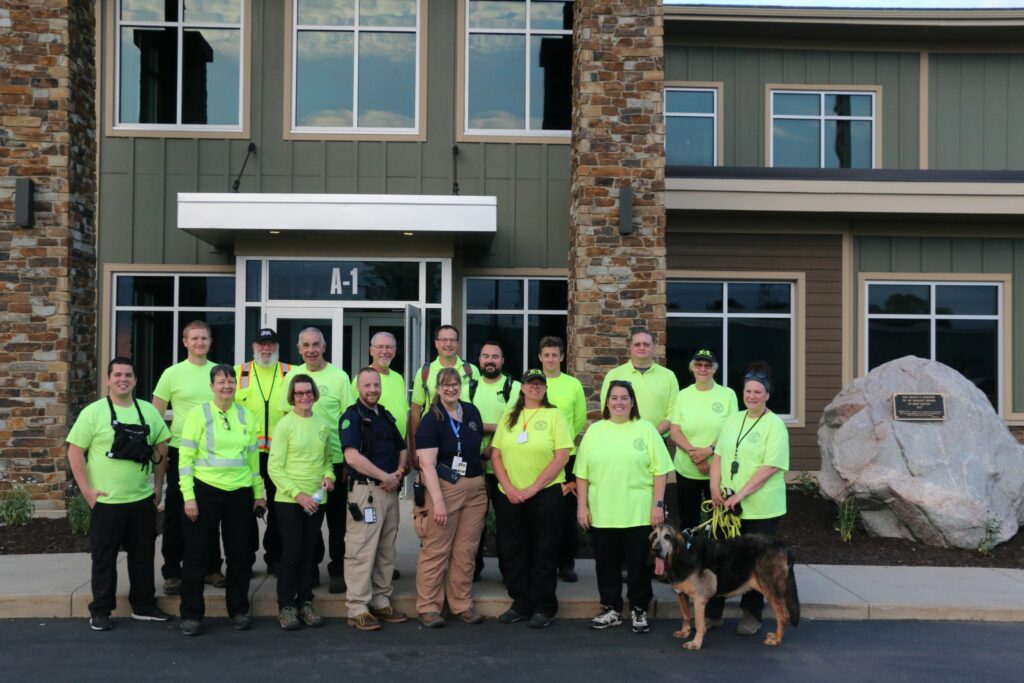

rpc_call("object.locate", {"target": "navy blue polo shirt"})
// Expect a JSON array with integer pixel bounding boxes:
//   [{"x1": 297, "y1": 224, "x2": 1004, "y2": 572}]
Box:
[
  {"x1": 339, "y1": 401, "x2": 404, "y2": 478},
  {"x1": 414, "y1": 401, "x2": 484, "y2": 478}
]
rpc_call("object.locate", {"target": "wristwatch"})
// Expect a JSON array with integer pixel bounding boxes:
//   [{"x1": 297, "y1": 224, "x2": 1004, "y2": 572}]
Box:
[{"x1": 655, "y1": 500, "x2": 667, "y2": 510}]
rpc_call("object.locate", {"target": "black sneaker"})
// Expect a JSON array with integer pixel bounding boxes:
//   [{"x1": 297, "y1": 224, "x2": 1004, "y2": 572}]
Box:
[
  {"x1": 132, "y1": 606, "x2": 172, "y2": 622},
  {"x1": 328, "y1": 576, "x2": 347, "y2": 594},
  {"x1": 558, "y1": 566, "x2": 578, "y2": 583},
  {"x1": 231, "y1": 613, "x2": 253, "y2": 631},
  {"x1": 497, "y1": 608, "x2": 526, "y2": 624},
  {"x1": 179, "y1": 619, "x2": 202, "y2": 636},
  {"x1": 631, "y1": 607, "x2": 650, "y2": 634},
  {"x1": 528, "y1": 612, "x2": 555, "y2": 629},
  {"x1": 163, "y1": 577, "x2": 181, "y2": 596},
  {"x1": 89, "y1": 614, "x2": 113, "y2": 632}
]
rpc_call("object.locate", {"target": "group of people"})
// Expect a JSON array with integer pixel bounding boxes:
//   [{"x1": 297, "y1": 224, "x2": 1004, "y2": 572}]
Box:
[{"x1": 67, "y1": 321, "x2": 789, "y2": 639}]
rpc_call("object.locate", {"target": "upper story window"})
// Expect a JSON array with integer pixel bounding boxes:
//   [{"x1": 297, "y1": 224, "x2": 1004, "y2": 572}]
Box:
[
  {"x1": 464, "y1": 0, "x2": 573, "y2": 137},
  {"x1": 770, "y1": 90, "x2": 875, "y2": 169},
  {"x1": 665, "y1": 87, "x2": 718, "y2": 166},
  {"x1": 114, "y1": 0, "x2": 245, "y2": 131},
  {"x1": 291, "y1": 0, "x2": 420, "y2": 134}
]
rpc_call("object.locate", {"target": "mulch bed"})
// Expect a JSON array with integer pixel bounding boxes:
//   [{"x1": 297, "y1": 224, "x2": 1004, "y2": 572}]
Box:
[{"x1": 4, "y1": 486, "x2": 1023, "y2": 568}]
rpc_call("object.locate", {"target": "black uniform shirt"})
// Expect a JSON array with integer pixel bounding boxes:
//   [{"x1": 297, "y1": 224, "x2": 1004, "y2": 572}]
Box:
[
  {"x1": 414, "y1": 401, "x2": 484, "y2": 477},
  {"x1": 339, "y1": 401, "x2": 404, "y2": 479}
]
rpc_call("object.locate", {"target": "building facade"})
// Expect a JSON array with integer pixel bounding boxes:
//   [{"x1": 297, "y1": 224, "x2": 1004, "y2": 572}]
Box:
[{"x1": 3, "y1": 2, "x2": 1024, "y2": 506}]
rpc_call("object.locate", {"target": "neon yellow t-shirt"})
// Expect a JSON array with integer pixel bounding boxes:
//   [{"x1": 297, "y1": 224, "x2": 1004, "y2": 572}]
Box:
[
  {"x1": 544, "y1": 373, "x2": 587, "y2": 455},
  {"x1": 351, "y1": 367, "x2": 409, "y2": 438},
  {"x1": 179, "y1": 402, "x2": 263, "y2": 502},
  {"x1": 599, "y1": 362, "x2": 679, "y2": 434},
  {"x1": 281, "y1": 362, "x2": 352, "y2": 464},
  {"x1": 714, "y1": 410, "x2": 789, "y2": 520},
  {"x1": 410, "y1": 357, "x2": 481, "y2": 407},
  {"x1": 575, "y1": 419, "x2": 673, "y2": 528},
  {"x1": 472, "y1": 376, "x2": 521, "y2": 474},
  {"x1": 234, "y1": 361, "x2": 292, "y2": 452},
  {"x1": 66, "y1": 398, "x2": 169, "y2": 505},
  {"x1": 491, "y1": 407, "x2": 572, "y2": 493},
  {"x1": 671, "y1": 383, "x2": 739, "y2": 481},
  {"x1": 268, "y1": 411, "x2": 335, "y2": 505},
  {"x1": 152, "y1": 359, "x2": 215, "y2": 447}
]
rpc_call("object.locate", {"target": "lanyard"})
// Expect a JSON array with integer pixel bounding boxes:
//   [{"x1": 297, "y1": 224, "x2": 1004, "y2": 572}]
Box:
[
  {"x1": 521, "y1": 407, "x2": 541, "y2": 433},
  {"x1": 447, "y1": 404, "x2": 463, "y2": 457},
  {"x1": 731, "y1": 410, "x2": 767, "y2": 480},
  {"x1": 252, "y1": 364, "x2": 277, "y2": 445}
]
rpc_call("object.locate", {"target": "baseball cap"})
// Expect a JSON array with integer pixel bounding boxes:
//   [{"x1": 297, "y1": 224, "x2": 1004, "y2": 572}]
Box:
[
  {"x1": 521, "y1": 369, "x2": 547, "y2": 384},
  {"x1": 253, "y1": 328, "x2": 278, "y2": 344},
  {"x1": 691, "y1": 348, "x2": 717, "y2": 363}
]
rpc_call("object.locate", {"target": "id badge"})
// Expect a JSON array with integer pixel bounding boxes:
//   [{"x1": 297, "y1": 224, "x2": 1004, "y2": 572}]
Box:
[
  {"x1": 452, "y1": 456, "x2": 467, "y2": 476},
  {"x1": 517, "y1": 430, "x2": 529, "y2": 444},
  {"x1": 363, "y1": 507, "x2": 377, "y2": 524}
]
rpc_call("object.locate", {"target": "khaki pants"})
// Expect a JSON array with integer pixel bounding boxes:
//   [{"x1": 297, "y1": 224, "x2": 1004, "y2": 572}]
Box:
[
  {"x1": 414, "y1": 475, "x2": 487, "y2": 615},
  {"x1": 344, "y1": 483, "x2": 399, "y2": 617}
]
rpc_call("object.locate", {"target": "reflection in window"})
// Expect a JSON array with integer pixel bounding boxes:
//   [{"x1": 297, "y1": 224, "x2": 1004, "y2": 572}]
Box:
[
  {"x1": 466, "y1": 0, "x2": 573, "y2": 134},
  {"x1": 117, "y1": 1, "x2": 243, "y2": 129},
  {"x1": 293, "y1": 0, "x2": 419, "y2": 132},
  {"x1": 665, "y1": 88, "x2": 717, "y2": 166},
  {"x1": 865, "y1": 281, "x2": 1001, "y2": 408},
  {"x1": 771, "y1": 91, "x2": 874, "y2": 168}
]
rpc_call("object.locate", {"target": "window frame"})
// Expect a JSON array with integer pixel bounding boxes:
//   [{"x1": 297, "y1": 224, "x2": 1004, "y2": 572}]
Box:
[
  {"x1": 284, "y1": 0, "x2": 425, "y2": 140},
  {"x1": 767, "y1": 84, "x2": 880, "y2": 169},
  {"x1": 106, "y1": 0, "x2": 251, "y2": 138},
  {"x1": 664, "y1": 82, "x2": 722, "y2": 167},
  {"x1": 457, "y1": 0, "x2": 572, "y2": 143}
]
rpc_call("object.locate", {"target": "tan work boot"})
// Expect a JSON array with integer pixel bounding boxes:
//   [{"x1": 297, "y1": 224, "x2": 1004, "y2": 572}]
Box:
[
  {"x1": 348, "y1": 611, "x2": 381, "y2": 631},
  {"x1": 370, "y1": 605, "x2": 408, "y2": 624},
  {"x1": 419, "y1": 611, "x2": 446, "y2": 628},
  {"x1": 735, "y1": 611, "x2": 761, "y2": 636}
]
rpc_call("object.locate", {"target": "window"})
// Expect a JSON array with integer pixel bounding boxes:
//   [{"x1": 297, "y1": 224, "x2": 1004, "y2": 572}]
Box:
[
  {"x1": 464, "y1": 277, "x2": 568, "y2": 376},
  {"x1": 865, "y1": 281, "x2": 1001, "y2": 409},
  {"x1": 665, "y1": 87, "x2": 718, "y2": 166},
  {"x1": 114, "y1": 0, "x2": 245, "y2": 131},
  {"x1": 667, "y1": 280, "x2": 795, "y2": 417},
  {"x1": 464, "y1": 0, "x2": 573, "y2": 136},
  {"x1": 771, "y1": 90, "x2": 875, "y2": 169},
  {"x1": 291, "y1": 0, "x2": 420, "y2": 133},
  {"x1": 112, "y1": 274, "x2": 237, "y2": 400}
]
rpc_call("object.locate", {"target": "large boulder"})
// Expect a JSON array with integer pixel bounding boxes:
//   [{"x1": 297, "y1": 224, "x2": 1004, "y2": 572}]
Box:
[{"x1": 818, "y1": 356, "x2": 1024, "y2": 549}]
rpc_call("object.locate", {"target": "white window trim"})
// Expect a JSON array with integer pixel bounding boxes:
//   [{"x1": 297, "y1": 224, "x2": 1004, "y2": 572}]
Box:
[
  {"x1": 664, "y1": 86, "x2": 719, "y2": 167},
  {"x1": 863, "y1": 279, "x2": 1003, "y2": 413},
  {"x1": 667, "y1": 279, "x2": 798, "y2": 421},
  {"x1": 769, "y1": 89, "x2": 876, "y2": 169},
  {"x1": 289, "y1": 0, "x2": 421, "y2": 135},
  {"x1": 113, "y1": 0, "x2": 247, "y2": 132},
  {"x1": 463, "y1": 0, "x2": 572, "y2": 138}
]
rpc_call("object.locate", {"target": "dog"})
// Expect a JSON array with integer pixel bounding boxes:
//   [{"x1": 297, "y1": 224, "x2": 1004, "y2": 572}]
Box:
[{"x1": 649, "y1": 523, "x2": 800, "y2": 650}]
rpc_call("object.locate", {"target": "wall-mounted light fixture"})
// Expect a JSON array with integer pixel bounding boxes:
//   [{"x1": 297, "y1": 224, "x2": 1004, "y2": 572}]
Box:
[
  {"x1": 15, "y1": 178, "x2": 34, "y2": 228},
  {"x1": 618, "y1": 185, "x2": 634, "y2": 236}
]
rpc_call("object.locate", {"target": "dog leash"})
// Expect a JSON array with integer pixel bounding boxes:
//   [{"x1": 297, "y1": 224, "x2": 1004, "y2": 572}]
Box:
[{"x1": 687, "y1": 500, "x2": 742, "y2": 540}]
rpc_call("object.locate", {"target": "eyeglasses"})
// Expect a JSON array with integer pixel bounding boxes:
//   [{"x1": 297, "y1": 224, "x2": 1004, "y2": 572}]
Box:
[
  {"x1": 293, "y1": 390, "x2": 315, "y2": 398},
  {"x1": 436, "y1": 337, "x2": 458, "y2": 343},
  {"x1": 371, "y1": 344, "x2": 396, "y2": 350},
  {"x1": 218, "y1": 411, "x2": 231, "y2": 431},
  {"x1": 439, "y1": 383, "x2": 461, "y2": 390}
]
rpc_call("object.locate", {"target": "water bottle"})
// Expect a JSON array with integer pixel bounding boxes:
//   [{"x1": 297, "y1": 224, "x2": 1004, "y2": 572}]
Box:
[{"x1": 306, "y1": 487, "x2": 326, "y2": 516}]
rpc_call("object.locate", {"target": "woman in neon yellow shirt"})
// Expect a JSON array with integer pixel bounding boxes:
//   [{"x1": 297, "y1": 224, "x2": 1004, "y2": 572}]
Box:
[
  {"x1": 491, "y1": 369, "x2": 572, "y2": 629},
  {"x1": 576, "y1": 380, "x2": 673, "y2": 635},
  {"x1": 707, "y1": 363, "x2": 789, "y2": 637}
]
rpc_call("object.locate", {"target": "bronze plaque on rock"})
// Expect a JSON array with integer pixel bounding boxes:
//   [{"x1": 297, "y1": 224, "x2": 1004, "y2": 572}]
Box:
[{"x1": 892, "y1": 393, "x2": 946, "y2": 421}]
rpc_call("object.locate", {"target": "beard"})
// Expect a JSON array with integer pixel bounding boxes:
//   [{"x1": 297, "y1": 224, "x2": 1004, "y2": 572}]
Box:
[
  {"x1": 255, "y1": 350, "x2": 280, "y2": 369},
  {"x1": 481, "y1": 365, "x2": 502, "y2": 380}
]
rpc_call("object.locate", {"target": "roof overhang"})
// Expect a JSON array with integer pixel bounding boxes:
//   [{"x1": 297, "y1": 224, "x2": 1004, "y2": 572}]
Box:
[{"x1": 178, "y1": 193, "x2": 497, "y2": 249}]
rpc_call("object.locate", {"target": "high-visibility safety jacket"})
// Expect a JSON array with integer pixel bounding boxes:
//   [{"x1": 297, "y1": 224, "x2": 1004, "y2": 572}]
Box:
[
  {"x1": 234, "y1": 361, "x2": 292, "y2": 453},
  {"x1": 178, "y1": 401, "x2": 264, "y2": 502}
]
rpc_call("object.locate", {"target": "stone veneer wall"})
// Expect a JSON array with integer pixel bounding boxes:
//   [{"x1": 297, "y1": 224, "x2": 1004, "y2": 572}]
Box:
[
  {"x1": 0, "y1": 1, "x2": 97, "y2": 509},
  {"x1": 568, "y1": 0, "x2": 666, "y2": 415}
]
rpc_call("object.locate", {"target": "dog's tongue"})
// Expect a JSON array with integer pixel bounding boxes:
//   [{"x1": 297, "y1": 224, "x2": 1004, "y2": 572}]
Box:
[{"x1": 654, "y1": 557, "x2": 665, "y2": 576}]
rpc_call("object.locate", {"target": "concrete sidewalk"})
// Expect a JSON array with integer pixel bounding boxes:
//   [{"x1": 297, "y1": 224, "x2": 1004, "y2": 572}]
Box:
[{"x1": 3, "y1": 497, "x2": 1023, "y2": 622}]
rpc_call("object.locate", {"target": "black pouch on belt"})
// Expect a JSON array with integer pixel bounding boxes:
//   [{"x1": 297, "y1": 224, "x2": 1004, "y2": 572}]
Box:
[
  {"x1": 436, "y1": 463, "x2": 461, "y2": 484},
  {"x1": 413, "y1": 478, "x2": 426, "y2": 507}
]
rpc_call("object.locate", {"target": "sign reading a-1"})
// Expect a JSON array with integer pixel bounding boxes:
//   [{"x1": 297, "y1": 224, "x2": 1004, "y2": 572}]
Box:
[{"x1": 267, "y1": 260, "x2": 419, "y2": 301}]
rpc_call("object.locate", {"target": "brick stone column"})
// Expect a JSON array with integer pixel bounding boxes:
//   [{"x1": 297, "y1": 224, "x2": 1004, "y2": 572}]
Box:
[
  {"x1": 0, "y1": 1, "x2": 97, "y2": 510},
  {"x1": 568, "y1": 0, "x2": 666, "y2": 416}
]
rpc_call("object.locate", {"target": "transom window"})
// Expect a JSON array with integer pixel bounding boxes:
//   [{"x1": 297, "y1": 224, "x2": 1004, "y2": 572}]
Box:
[
  {"x1": 291, "y1": 0, "x2": 420, "y2": 133},
  {"x1": 465, "y1": 0, "x2": 573, "y2": 136},
  {"x1": 866, "y1": 281, "x2": 1001, "y2": 409},
  {"x1": 667, "y1": 280, "x2": 795, "y2": 417},
  {"x1": 665, "y1": 87, "x2": 717, "y2": 166},
  {"x1": 115, "y1": 0, "x2": 244, "y2": 130},
  {"x1": 771, "y1": 90, "x2": 875, "y2": 169}
]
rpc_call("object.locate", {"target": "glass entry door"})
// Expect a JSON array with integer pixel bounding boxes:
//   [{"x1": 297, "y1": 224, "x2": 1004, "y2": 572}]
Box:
[{"x1": 265, "y1": 307, "x2": 343, "y2": 367}]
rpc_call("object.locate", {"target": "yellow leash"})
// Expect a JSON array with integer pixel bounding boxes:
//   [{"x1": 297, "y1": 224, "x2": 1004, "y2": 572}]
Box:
[{"x1": 689, "y1": 500, "x2": 742, "y2": 540}]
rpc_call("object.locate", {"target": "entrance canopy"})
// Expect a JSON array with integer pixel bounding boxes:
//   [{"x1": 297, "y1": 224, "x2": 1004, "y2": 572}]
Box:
[{"x1": 178, "y1": 192, "x2": 497, "y2": 249}]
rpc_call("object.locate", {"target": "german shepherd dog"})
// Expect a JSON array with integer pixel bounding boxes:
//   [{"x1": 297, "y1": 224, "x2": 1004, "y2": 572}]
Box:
[{"x1": 649, "y1": 523, "x2": 800, "y2": 650}]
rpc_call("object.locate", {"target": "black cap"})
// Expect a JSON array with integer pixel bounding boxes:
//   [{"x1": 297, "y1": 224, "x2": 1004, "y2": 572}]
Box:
[
  {"x1": 253, "y1": 328, "x2": 278, "y2": 344},
  {"x1": 521, "y1": 369, "x2": 547, "y2": 384},
  {"x1": 692, "y1": 348, "x2": 717, "y2": 363}
]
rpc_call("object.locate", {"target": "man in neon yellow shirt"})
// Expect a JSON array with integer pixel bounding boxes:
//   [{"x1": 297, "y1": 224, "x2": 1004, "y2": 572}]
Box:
[
  {"x1": 234, "y1": 327, "x2": 292, "y2": 575},
  {"x1": 538, "y1": 336, "x2": 588, "y2": 583},
  {"x1": 409, "y1": 324, "x2": 481, "y2": 463},
  {"x1": 471, "y1": 341, "x2": 521, "y2": 581},
  {"x1": 599, "y1": 328, "x2": 679, "y2": 436},
  {"x1": 352, "y1": 331, "x2": 408, "y2": 439},
  {"x1": 152, "y1": 320, "x2": 221, "y2": 595},
  {"x1": 67, "y1": 356, "x2": 171, "y2": 632},
  {"x1": 281, "y1": 326, "x2": 353, "y2": 594}
]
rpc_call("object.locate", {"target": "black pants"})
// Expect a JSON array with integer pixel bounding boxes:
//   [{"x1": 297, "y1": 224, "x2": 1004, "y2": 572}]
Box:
[
  {"x1": 559, "y1": 459, "x2": 578, "y2": 570},
  {"x1": 315, "y1": 462, "x2": 348, "y2": 578},
  {"x1": 494, "y1": 484, "x2": 562, "y2": 618},
  {"x1": 706, "y1": 516, "x2": 781, "y2": 621},
  {"x1": 89, "y1": 499, "x2": 157, "y2": 617},
  {"x1": 180, "y1": 480, "x2": 256, "y2": 620},
  {"x1": 163, "y1": 446, "x2": 222, "y2": 579},
  {"x1": 590, "y1": 526, "x2": 653, "y2": 613},
  {"x1": 474, "y1": 473, "x2": 500, "y2": 577},
  {"x1": 258, "y1": 451, "x2": 280, "y2": 567},
  {"x1": 676, "y1": 476, "x2": 711, "y2": 532},
  {"x1": 276, "y1": 503, "x2": 325, "y2": 609}
]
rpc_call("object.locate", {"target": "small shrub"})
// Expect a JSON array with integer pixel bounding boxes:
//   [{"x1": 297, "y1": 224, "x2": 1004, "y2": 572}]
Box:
[
  {"x1": 834, "y1": 498, "x2": 859, "y2": 543},
  {"x1": 67, "y1": 491, "x2": 91, "y2": 535},
  {"x1": 977, "y1": 517, "x2": 1000, "y2": 555},
  {"x1": 789, "y1": 471, "x2": 820, "y2": 498},
  {"x1": 0, "y1": 486, "x2": 35, "y2": 527}
]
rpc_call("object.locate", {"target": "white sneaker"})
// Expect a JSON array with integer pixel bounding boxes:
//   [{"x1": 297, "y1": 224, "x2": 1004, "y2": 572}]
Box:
[
  {"x1": 631, "y1": 607, "x2": 650, "y2": 634},
  {"x1": 590, "y1": 606, "x2": 622, "y2": 630}
]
